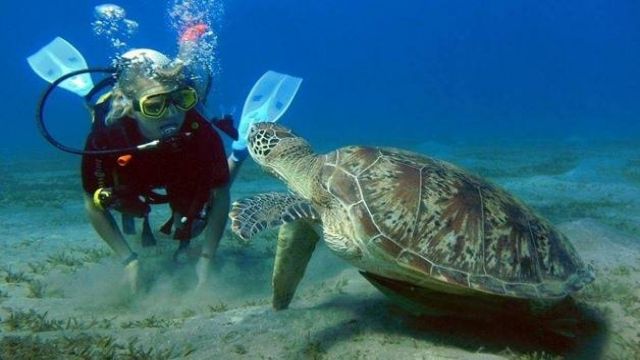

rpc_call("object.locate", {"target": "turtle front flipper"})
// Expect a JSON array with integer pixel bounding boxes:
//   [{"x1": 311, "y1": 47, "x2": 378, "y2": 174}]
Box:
[
  {"x1": 273, "y1": 220, "x2": 320, "y2": 310},
  {"x1": 230, "y1": 192, "x2": 322, "y2": 310},
  {"x1": 229, "y1": 192, "x2": 320, "y2": 240}
]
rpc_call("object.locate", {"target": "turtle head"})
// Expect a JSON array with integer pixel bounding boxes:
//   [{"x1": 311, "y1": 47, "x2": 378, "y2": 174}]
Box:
[
  {"x1": 248, "y1": 123, "x2": 317, "y2": 195},
  {"x1": 248, "y1": 122, "x2": 313, "y2": 166}
]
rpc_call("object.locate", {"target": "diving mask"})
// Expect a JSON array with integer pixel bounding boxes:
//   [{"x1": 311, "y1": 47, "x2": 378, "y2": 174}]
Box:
[{"x1": 133, "y1": 86, "x2": 199, "y2": 119}]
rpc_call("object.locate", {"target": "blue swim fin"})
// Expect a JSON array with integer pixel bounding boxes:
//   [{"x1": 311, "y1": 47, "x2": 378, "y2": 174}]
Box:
[
  {"x1": 27, "y1": 37, "x2": 94, "y2": 96},
  {"x1": 234, "y1": 70, "x2": 303, "y2": 148}
]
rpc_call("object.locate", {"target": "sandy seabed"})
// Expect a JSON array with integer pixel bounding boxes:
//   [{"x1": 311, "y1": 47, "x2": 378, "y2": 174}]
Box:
[{"x1": 1, "y1": 137, "x2": 639, "y2": 359}]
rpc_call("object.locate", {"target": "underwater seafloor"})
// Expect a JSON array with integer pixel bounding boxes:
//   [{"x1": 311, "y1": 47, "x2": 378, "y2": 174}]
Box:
[{"x1": 1, "y1": 136, "x2": 639, "y2": 360}]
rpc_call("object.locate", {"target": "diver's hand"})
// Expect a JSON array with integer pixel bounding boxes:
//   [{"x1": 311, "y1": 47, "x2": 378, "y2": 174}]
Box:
[
  {"x1": 124, "y1": 259, "x2": 140, "y2": 294},
  {"x1": 195, "y1": 255, "x2": 211, "y2": 290}
]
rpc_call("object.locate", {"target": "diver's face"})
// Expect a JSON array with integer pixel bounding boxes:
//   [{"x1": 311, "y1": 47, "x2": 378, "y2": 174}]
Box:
[{"x1": 131, "y1": 85, "x2": 187, "y2": 140}]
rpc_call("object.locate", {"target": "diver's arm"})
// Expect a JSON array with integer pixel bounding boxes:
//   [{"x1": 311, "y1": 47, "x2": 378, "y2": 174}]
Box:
[
  {"x1": 200, "y1": 185, "x2": 230, "y2": 258},
  {"x1": 83, "y1": 193, "x2": 136, "y2": 263},
  {"x1": 196, "y1": 185, "x2": 230, "y2": 288},
  {"x1": 84, "y1": 193, "x2": 139, "y2": 293}
]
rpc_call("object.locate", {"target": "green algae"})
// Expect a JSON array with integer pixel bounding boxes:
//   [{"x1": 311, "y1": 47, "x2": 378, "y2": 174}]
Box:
[{"x1": 0, "y1": 333, "x2": 189, "y2": 360}]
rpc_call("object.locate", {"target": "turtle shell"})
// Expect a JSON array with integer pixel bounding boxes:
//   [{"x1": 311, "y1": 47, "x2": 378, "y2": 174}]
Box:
[{"x1": 319, "y1": 146, "x2": 593, "y2": 299}]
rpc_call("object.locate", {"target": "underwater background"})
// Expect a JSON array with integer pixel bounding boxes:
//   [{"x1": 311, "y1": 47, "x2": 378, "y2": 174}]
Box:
[
  {"x1": 1, "y1": 1, "x2": 640, "y2": 359},
  {"x1": 0, "y1": 0, "x2": 638, "y2": 154}
]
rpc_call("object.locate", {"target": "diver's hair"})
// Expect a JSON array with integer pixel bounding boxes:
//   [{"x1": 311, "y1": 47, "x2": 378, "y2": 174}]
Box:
[
  {"x1": 105, "y1": 59, "x2": 188, "y2": 125},
  {"x1": 155, "y1": 60, "x2": 186, "y2": 79},
  {"x1": 104, "y1": 88, "x2": 134, "y2": 126},
  {"x1": 116, "y1": 58, "x2": 187, "y2": 97}
]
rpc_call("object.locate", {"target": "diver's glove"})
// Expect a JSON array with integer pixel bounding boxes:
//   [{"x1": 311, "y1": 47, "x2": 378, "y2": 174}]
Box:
[{"x1": 93, "y1": 187, "x2": 150, "y2": 217}]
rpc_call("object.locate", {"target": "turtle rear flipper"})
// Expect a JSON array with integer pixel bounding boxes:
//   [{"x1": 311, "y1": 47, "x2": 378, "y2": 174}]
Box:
[{"x1": 229, "y1": 192, "x2": 320, "y2": 240}]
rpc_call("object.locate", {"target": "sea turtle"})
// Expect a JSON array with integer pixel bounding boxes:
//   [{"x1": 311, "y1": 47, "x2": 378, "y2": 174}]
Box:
[{"x1": 229, "y1": 123, "x2": 595, "y2": 313}]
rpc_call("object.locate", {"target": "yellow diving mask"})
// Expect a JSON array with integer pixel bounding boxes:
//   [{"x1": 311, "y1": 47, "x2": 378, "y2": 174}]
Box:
[{"x1": 133, "y1": 86, "x2": 199, "y2": 119}]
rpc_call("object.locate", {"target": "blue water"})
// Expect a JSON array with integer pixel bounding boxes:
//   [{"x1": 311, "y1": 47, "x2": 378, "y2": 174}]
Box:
[{"x1": 0, "y1": 0, "x2": 639, "y2": 155}]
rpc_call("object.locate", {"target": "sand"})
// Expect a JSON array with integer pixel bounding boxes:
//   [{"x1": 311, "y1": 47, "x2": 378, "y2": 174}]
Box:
[{"x1": 1, "y1": 138, "x2": 639, "y2": 359}]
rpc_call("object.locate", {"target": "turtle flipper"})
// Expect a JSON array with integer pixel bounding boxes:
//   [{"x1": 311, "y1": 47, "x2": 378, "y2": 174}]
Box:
[
  {"x1": 273, "y1": 220, "x2": 319, "y2": 310},
  {"x1": 229, "y1": 192, "x2": 320, "y2": 240}
]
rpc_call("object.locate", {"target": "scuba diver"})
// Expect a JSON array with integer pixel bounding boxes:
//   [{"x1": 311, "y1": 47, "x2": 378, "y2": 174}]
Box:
[
  {"x1": 28, "y1": 26, "x2": 302, "y2": 294},
  {"x1": 81, "y1": 46, "x2": 243, "y2": 292}
]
